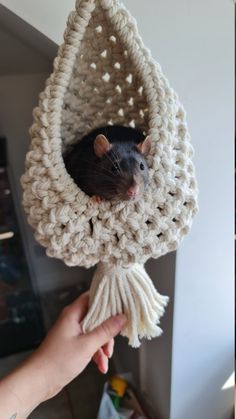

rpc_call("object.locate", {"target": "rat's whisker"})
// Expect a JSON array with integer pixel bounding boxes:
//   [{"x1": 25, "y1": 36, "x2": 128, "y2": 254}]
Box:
[
  {"x1": 113, "y1": 150, "x2": 124, "y2": 175},
  {"x1": 104, "y1": 150, "x2": 117, "y2": 168},
  {"x1": 110, "y1": 149, "x2": 120, "y2": 168},
  {"x1": 110, "y1": 149, "x2": 123, "y2": 176},
  {"x1": 73, "y1": 168, "x2": 116, "y2": 179},
  {"x1": 65, "y1": 156, "x2": 116, "y2": 177},
  {"x1": 75, "y1": 172, "x2": 115, "y2": 180}
]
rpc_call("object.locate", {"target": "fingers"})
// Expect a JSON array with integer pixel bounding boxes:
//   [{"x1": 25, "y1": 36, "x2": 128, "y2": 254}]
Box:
[
  {"x1": 93, "y1": 349, "x2": 109, "y2": 374},
  {"x1": 93, "y1": 339, "x2": 114, "y2": 374},
  {"x1": 103, "y1": 339, "x2": 114, "y2": 359},
  {"x1": 81, "y1": 314, "x2": 126, "y2": 357}
]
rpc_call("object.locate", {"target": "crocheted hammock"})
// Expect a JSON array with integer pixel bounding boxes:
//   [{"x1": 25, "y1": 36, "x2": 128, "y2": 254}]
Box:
[{"x1": 21, "y1": 0, "x2": 198, "y2": 347}]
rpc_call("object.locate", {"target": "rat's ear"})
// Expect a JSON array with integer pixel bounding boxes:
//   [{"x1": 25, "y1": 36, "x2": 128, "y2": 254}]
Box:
[
  {"x1": 94, "y1": 134, "x2": 112, "y2": 158},
  {"x1": 136, "y1": 136, "x2": 151, "y2": 156}
]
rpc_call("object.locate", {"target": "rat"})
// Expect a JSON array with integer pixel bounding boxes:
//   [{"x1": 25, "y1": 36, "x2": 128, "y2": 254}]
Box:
[{"x1": 63, "y1": 125, "x2": 151, "y2": 202}]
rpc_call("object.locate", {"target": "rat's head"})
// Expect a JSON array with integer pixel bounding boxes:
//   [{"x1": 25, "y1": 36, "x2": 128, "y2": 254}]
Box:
[{"x1": 94, "y1": 133, "x2": 151, "y2": 201}]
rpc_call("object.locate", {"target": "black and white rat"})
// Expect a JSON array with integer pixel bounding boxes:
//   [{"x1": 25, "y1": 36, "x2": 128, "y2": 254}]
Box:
[{"x1": 63, "y1": 125, "x2": 151, "y2": 202}]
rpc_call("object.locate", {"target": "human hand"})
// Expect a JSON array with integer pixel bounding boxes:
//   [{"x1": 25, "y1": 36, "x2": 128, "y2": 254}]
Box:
[
  {"x1": 34, "y1": 292, "x2": 126, "y2": 400},
  {"x1": 0, "y1": 292, "x2": 126, "y2": 418}
]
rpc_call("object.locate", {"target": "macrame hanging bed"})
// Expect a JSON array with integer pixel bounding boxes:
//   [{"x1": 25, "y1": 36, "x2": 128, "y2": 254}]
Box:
[{"x1": 21, "y1": 0, "x2": 198, "y2": 347}]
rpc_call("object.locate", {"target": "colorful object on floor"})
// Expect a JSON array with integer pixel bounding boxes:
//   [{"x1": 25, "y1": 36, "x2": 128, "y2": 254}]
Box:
[
  {"x1": 98, "y1": 376, "x2": 149, "y2": 419},
  {"x1": 21, "y1": 0, "x2": 198, "y2": 347},
  {"x1": 109, "y1": 375, "x2": 128, "y2": 409}
]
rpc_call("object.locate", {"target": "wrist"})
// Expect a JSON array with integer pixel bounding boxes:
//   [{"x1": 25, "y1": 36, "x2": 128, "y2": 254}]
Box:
[
  {"x1": 0, "y1": 352, "x2": 49, "y2": 418},
  {"x1": 30, "y1": 346, "x2": 64, "y2": 401},
  {"x1": 24, "y1": 351, "x2": 50, "y2": 404}
]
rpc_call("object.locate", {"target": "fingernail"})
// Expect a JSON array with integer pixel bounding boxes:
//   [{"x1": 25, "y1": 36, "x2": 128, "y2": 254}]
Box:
[
  {"x1": 103, "y1": 365, "x2": 108, "y2": 374},
  {"x1": 107, "y1": 346, "x2": 113, "y2": 358},
  {"x1": 102, "y1": 359, "x2": 109, "y2": 374}
]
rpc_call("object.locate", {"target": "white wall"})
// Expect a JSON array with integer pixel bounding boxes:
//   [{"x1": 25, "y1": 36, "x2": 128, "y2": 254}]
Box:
[
  {"x1": 1, "y1": 1, "x2": 234, "y2": 418},
  {"x1": 165, "y1": 1, "x2": 234, "y2": 418}
]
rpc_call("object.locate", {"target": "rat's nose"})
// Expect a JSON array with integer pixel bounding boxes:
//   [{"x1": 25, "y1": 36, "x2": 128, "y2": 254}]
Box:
[{"x1": 127, "y1": 183, "x2": 140, "y2": 198}]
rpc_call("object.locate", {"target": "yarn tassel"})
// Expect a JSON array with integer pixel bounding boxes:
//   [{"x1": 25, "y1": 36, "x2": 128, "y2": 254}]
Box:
[{"x1": 82, "y1": 263, "x2": 169, "y2": 347}]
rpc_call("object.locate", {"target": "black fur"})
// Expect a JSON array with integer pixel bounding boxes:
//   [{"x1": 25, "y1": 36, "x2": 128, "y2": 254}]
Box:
[{"x1": 63, "y1": 125, "x2": 149, "y2": 201}]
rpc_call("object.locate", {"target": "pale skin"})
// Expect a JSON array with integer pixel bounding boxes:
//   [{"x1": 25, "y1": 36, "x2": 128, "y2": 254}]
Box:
[{"x1": 0, "y1": 292, "x2": 126, "y2": 419}]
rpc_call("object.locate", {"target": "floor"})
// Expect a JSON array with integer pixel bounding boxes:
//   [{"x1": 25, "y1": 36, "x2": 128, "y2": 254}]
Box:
[{"x1": 0, "y1": 350, "x2": 114, "y2": 419}]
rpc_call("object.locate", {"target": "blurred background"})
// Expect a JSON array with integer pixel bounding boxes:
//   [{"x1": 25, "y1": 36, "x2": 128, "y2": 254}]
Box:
[{"x1": 0, "y1": 1, "x2": 234, "y2": 418}]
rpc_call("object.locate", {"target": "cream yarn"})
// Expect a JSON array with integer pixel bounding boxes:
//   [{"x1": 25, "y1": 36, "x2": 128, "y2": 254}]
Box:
[
  {"x1": 21, "y1": 0, "x2": 198, "y2": 347},
  {"x1": 82, "y1": 263, "x2": 169, "y2": 348}
]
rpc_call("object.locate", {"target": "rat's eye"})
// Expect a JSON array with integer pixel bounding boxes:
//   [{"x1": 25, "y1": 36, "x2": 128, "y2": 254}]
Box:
[{"x1": 140, "y1": 162, "x2": 145, "y2": 170}]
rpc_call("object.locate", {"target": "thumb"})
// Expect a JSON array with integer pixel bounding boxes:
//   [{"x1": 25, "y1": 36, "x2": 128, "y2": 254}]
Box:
[{"x1": 82, "y1": 314, "x2": 127, "y2": 356}]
